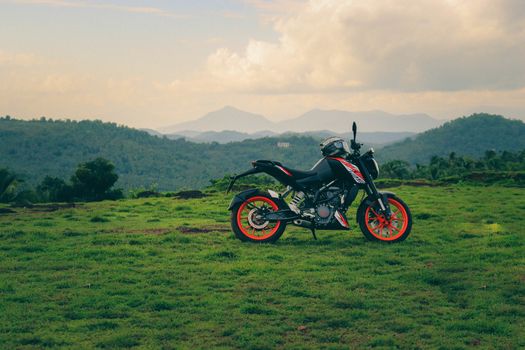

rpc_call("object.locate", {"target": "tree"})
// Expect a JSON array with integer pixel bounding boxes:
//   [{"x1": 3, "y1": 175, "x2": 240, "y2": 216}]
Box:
[
  {"x1": 0, "y1": 168, "x2": 20, "y2": 203},
  {"x1": 37, "y1": 176, "x2": 74, "y2": 202},
  {"x1": 380, "y1": 160, "x2": 411, "y2": 179},
  {"x1": 71, "y1": 158, "x2": 122, "y2": 201}
]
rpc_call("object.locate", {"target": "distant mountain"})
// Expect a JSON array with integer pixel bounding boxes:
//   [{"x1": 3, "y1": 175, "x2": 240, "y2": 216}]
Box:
[
  {"x1": 159, "y1": 106, "x2": 274, "y2": 134},
  {"x1": 163, "y1": 129, "x2": 414, "y2": 145},
  {"x1": 378, "y1": 113, "x2": 525, "y2": 164},
  {"x1": 280, "y1": 109, "x2": 440, "y2": 133},
  {"x1": 169, "y1": 130, "x2": 259, "y2": 143},
  {"x1": 160, "y1": 106, "x2": 442, "y2": 134}
]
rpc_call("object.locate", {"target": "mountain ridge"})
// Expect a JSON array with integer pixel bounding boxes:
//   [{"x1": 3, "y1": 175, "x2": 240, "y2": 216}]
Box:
[
  {"x1": 160, "y1": 129, "x2": 416, "y2": 145},
  {"x1": 159, "y1": 106, "x2": 442, "y2": 134}
]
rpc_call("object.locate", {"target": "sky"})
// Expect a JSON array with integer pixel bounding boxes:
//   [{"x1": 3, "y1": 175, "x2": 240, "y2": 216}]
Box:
[{"x1": 1, "y1": 0, "x2": 525, "y2": 128}]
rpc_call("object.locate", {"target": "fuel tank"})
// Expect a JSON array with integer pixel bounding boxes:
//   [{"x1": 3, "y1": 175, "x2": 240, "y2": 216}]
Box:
[
  {"x1": 310, "y1": 158, "x2": 335, "y2": 183},
  {"x1": 310, "y1": 157, "x2": 365, "y2": 185}
]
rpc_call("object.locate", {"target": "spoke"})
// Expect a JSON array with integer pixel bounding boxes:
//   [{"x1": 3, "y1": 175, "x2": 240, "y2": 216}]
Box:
[
  {"x1": 371, "y1": 208, "x2": 381, "y2": 217},
  {"x1": 247, "y1": 202, "x2": 262, "y2": 210}
]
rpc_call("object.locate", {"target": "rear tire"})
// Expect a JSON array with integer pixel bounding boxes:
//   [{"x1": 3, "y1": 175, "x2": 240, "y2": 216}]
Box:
[
  {"x1": 231, "y1": 191, "x2": 287, "y2": 243},
  {"x1": 357, "y1": 193, "x2": 412, "y2": 242}
]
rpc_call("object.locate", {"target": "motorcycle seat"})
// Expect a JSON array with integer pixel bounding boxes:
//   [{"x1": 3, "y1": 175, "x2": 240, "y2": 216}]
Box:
[
  {"x1": 285, "y1": 168, "x2": 318, "y2": 179},
  {"x1": 254, "y1": 160, "x2": 317, "y2": 180}
]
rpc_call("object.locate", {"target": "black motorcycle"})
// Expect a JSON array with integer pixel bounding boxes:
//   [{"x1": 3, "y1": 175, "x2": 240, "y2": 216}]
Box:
[{"x1": 227, "y1": 122, "x2": 412, "y2": 243}]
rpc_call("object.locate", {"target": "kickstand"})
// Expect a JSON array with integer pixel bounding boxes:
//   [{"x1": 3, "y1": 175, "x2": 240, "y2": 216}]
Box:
[{"x1": 310, "y1": 227, "x2": 317, "y2": 240}]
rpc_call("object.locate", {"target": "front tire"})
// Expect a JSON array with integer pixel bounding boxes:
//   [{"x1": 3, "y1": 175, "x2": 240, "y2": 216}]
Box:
[
  {"x1": 231, "y1": 191, "x2": 287, "y2": 243},
  {"x1": 357, "y1": 193, "x2": 412, "y2": 242}
]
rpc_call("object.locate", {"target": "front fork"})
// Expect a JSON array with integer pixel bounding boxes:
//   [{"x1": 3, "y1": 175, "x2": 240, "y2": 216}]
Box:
[{"x1": 357, "y1": 159, "x2": 392, "y2": 220}]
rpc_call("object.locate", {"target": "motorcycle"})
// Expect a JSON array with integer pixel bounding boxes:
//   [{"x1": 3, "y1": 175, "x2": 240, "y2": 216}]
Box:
[{"x1": 227, "y1": 122, "x2": 412, "y2": 243}]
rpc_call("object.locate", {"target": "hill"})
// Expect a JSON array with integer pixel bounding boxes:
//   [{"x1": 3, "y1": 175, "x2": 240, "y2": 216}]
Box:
[
  {"x1": 1, "y1": 114, "x2": 522, "y2": 191},
  {"x1": 378, "y1": 113, "x2": 525, "y2": 164},
  {"x1": 159, "y1": 106, "x2": 442, "y2": 134},
  {"x1": 161, "y1": 129, "x2": 414, "y2": 145},
  {"x1": 0, "y1": 117, "x2": 321, "y2": 191}
]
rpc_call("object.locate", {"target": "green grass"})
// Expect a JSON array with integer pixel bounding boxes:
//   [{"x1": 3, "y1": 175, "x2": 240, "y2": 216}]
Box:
[{"x1": 0, "y1": 186, "x2": 524, "y2": 349}]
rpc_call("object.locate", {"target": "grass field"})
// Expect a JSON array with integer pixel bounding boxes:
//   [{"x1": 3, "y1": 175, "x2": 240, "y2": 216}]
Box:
[{"x1": 0, "y1": 185, "x2": 524, "y2": 349}]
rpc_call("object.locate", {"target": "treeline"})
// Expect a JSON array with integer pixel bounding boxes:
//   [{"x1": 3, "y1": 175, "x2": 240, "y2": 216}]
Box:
[
  {"x1": 2, "y1": 150, "x2": 524, "y2": 205},
  {"x1": 0, "y1": 158, "x2": 122, "y2": 204},
  {"x1": 380, "y1": 149, "x2": 525, "y2": 185},
  {"x1": 0, "y1": 116, "x2": 320, "y2": 190},
  {"x1": 3, "y1": 113, "x2": 523, "y2": 191}
]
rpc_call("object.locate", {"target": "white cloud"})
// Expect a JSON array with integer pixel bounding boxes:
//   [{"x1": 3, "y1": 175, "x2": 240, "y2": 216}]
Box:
[{"x1": 207, "y1": 0, "x2": 525, "y2": 93}]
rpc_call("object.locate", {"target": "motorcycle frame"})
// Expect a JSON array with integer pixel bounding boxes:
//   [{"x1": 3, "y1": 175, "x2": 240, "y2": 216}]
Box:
[{"x1": 227, "y1": 149, "x2": 392, "y2": 225}]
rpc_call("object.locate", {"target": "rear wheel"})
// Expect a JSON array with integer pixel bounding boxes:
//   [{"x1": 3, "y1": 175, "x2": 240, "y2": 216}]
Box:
[
  {"x1": 231, "y1": 192, "x2": 286, "y2": 243},
  {"x1": 358, "y1": 194, "x2": 412, "y2": 242}
]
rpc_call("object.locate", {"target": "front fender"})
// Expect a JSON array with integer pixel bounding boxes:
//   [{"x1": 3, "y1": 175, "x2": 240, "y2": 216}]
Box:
[{"x1": 355, "y1": 191, "x2": 396, "y2": 222}]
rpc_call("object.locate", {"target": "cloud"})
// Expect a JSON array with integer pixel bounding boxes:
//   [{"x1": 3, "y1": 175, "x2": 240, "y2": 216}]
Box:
[
  {"x1": 207, "y1": 0, "x2": 525, "y2": 93},
  {"x1": 5, "y1": 0, "x2": 188, "y2": 19}
]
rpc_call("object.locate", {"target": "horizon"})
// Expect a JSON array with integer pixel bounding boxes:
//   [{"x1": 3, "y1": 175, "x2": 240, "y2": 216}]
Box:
[
  {"x1": 1, "y1": 0, "x2": 525, "y2": 128},
  {"x1": 3, "y1": 108, "x2": 521, "y2": 135}
]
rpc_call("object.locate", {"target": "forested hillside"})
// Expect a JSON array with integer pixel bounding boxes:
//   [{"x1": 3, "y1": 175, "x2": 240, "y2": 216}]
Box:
[
  {"x1": 378, "y1": 114, "x2": 525, "y2": 164},
  {"x1": 0, "y1": 117, "x2": 320, "y2": 190},
  {"x1": 1, "y1": 113, "x2": 523, "y2": 190}
]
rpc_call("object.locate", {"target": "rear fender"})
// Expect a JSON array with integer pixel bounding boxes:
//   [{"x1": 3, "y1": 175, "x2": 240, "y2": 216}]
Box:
[
  {"x1": 355, "y1": 191, "x2": 396, "y2": 222},
  {"x1": 228, "y1": 188, "x2": 258, "y2": 210},
  {"x1": 226, "y1": 165, "x2": 290, "y2": 193},
  {"x1": 227, "y1": 189, "x2": 289, "y2": 211}
]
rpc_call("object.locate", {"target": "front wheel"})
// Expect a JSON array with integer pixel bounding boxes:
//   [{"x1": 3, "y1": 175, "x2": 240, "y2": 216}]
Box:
[
  {"x1": 357, "y1": 193, "x2": 412, "y2": 242},
  {"x1": 231, "y1": 192, "x2": 286, "y2": 243}
]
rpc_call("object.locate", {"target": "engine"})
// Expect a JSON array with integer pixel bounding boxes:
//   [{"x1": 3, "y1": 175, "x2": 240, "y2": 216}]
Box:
[{"x1": 314, "y1": 189, "x2": 341, "y2": 226}]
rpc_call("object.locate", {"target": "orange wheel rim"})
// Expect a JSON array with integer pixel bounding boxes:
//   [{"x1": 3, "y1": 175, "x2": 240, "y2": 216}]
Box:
[
  {"x1": 365, "y1": 198, "x2": 408, "y2": 241},
  {"x1": 236, "y1": 196, "x2": 281, "y2": 240}
]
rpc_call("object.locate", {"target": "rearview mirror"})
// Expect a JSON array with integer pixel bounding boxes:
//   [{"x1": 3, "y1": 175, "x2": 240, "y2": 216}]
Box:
[{"x1": 352, "y1": 122, "x2": 357, "y2": 142}]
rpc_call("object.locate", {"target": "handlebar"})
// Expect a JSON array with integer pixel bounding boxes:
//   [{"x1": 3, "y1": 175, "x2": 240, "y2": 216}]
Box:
[{"x1": 350, "y1": 140, "x2": 361, "y2": 150}]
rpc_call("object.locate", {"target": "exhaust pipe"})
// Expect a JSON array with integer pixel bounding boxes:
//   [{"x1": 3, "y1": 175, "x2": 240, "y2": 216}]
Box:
[{"x1": 293, "y1": 219, "x2": 313, "y2": 228}]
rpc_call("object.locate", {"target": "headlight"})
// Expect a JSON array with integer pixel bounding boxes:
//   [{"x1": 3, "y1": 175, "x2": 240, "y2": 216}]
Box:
[
  {"x1": 371, "y1": 159, "x2": 379, "y2": 179},
  {"x1": 364, "y1": 157, "x2": 379, "y2": 179}
]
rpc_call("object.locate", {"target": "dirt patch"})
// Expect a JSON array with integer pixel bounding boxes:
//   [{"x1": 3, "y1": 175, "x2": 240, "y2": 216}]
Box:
[
  {"x1": 177, "y1": 225, "x2": 229, "y2": 234},
  {"x1": 170, "y1": 190, "x2": 208, "y2": 199},
  {"x1": 135, "y1": 190, "x2": 162, "y2": 198},
  {"x1": 0, "y1": 208, "x2": 16, "y2": 214},
  {"x1": 12, "y1": 203, "x2": 77, "y2": 212}
]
